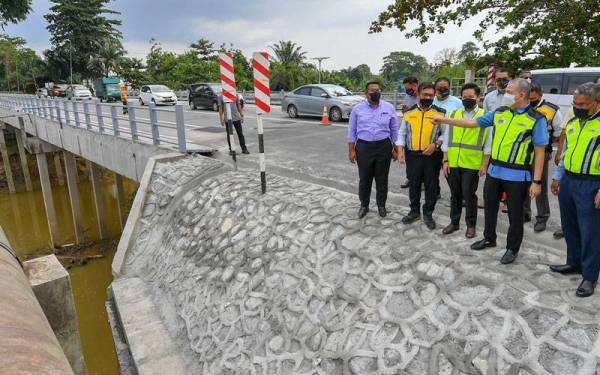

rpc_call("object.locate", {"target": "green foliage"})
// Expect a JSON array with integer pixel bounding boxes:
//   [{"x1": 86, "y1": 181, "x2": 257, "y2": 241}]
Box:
[
  {"x1": 371, "y1": 0, "x2": 600, "y2": 72},
  {"x1": 0, "y1": 0, "x2": 31, "y2": 26},
  {"x1": 0, "y1": 34, "x2": 48, "y2": 91},
  {"x1": 270, "y1": 41, "x2": 307, "y2": 65},
  {"x1": 380, "y1": 51, "x2": 430, "y2": 85},
  {"x1": 45, "y1": 0, "x2": 123, "y2": 80}
]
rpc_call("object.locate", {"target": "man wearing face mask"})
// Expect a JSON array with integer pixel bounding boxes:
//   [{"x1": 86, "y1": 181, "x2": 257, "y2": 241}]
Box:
[
  {"x1": 483, "y1": 68, "x2": 511, "y2": 113},
  {"x1": 523, "y1": 83, "x2": 563, "y2": 232},
  {"x1": 396, "y1": 82, "x2": 446, "y2": 230},
  {"x1": 441, "y1": 83, "x2": 491, "y2": 238},
  {"x1": 549, "y1": 82, "x2": 600, "y2": 297},
  {"x1": 431, "y1": 79, "x2": 548, "y2": 265},
  {"x1": 348, "y1": 81, "x2": 400, "y2": 219},
  {"x1": 433, "y1": 77, "x2": 464, "y2": 113},
  {"x1": 400, "y1": 76, "x2": 420, "y2": 189}
]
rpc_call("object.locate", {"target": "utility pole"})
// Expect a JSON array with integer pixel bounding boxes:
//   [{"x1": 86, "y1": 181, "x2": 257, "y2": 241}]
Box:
[
  {"x1": 67, "y1": 39, "x2": 73, "y2": 87},
  {"x1": 15, "y1": 57, "x2": 20, "y2": 92},
  {"x1": 311, "y1": 57, "x2": 330, "y2": 84}
]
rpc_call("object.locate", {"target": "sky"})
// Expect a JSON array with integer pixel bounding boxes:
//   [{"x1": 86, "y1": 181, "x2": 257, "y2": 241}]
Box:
[{"x1": 4, "y1": 0, "x2": 490, "y2": 73}]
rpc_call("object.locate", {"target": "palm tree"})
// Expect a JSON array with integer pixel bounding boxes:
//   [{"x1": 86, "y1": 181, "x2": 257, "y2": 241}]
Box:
[
  {"x1": 88, "y1": 38, "x2": 125, "y2": 77},
  {"x1": 270, "y1": 40, "x2": 307, "y2": 65}
]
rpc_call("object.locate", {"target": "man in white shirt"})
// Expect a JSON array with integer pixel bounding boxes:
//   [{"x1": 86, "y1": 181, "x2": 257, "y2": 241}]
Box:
[{"x1": 483, "y1": 68, "x2": 511, "y2": 113}]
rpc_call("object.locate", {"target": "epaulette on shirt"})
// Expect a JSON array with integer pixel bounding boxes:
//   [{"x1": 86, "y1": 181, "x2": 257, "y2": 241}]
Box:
[
  {"x1": 526, "y1": 106, "x2": 546, "y2": 121},
  {"x1": 431, "y1": 104, "x2": 446, "y2": 114}
]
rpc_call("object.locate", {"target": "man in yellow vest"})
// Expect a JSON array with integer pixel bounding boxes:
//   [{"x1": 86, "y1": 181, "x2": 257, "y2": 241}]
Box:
[
  {"x1": 441, "y1": 83, "x2": 491, "y2": 238},
  {"x1": 431, "y1": 78, "x2": 547, "y2": 264},
  {"x1": 397, "y1": 82, "x2": 445, "y2": 230},
  {"x1": 550, "y1": 82, "x2": 600, "y2": 297},
  {"x1": 524, "y1": 83, "x2": 563, "y2": 232}
]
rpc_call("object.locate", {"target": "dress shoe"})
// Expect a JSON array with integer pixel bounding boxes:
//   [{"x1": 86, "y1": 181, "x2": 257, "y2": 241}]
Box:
[
  {"x1": 549, "y1": 264, "x2": 581, "y2": 274},
  {"x1": 523, "y1": 214, "x2": 531, "y2": 223},
  {"x1": 442, "y1": 223, "x2": 459, "y2": 235},
  {"x1": 470, "y1": 239, "x2": 496, "y2": 251},
  {"x1": 358, "y1": 206, "x2": 369, "y2": 218},
  {"x1": 553, "y1": 229, "x2": 564, "y2": 239},
  {"x1": 402, "y1": 211, "x2": 420, "y2": 224},
  {"x1": 465, "y1": 226, "x2": 476, "y2": 239},
  {"x1": 400, "y1": 180, "x2": 410, "y2": 189},
  {"x1": 534, "y1": 221, "x2": 546, "y2": 232},
  {"x1": 576, "y1": 280, "x2": 596, "y2": 298},
  {"x1": 423, "y1": 215, "x2": 436, "y2": 230},
  {"x1": 378, "y1": 206, "x2": 387, "y2": 218},
  {"x1": 501, "y1": 203, "x2": 508, "y2": 213},
  {"x1": 500, "y1": 249, "x2": 518, "y2": 264},
  {"x1": 242, "y1": 148, "x2": 250, "y2": 154}
]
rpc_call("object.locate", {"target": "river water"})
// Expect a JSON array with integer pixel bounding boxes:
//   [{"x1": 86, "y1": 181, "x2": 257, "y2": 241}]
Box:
[{"x1": 0, "y1": 172, "x2": 137, "y2": 375}]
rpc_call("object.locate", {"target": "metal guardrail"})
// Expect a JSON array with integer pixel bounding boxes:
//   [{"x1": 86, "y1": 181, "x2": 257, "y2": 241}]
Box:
[{"x1": 0, "y1": 93, "x2": 188, "y2": 153}]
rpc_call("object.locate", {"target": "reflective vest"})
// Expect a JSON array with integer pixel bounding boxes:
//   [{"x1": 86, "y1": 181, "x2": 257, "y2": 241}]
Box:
[
  {"x1": 402, "y1": 104, "x2": 446, "y2": 151},
  {"x1": 563, "y1": 112, "x2": 600, "y2": 178},
  {"x1": 490, "y1": 106, "x2": 544, "y2": 170},
  {"x1": 447, "y1": 108, "x2": 487, "y2": 170},
  {"x1": 534, "y1": 99, "x2": 560, "y2": 153}
]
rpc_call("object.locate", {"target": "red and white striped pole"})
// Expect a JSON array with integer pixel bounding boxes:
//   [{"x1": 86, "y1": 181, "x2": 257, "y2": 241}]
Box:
[
  {"x1": 486, "y1": 65, "x2": 495, "y2": 91},
  {"x1": 219, "y1": 51, "x2": 238, "y2": 166},
  {"x1": 252, "y1": 51, "x2": 270, "y2": 194}
]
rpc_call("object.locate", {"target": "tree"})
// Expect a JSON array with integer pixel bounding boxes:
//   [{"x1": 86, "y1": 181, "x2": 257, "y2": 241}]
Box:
[
  {"x1": 434, "y1": 48, "x2": 459, "y2": 68},
  {"x1": 45, "y1": 0, "x2": 123, "y2": 79},
  {"x1": 380, "y1": 51, "x2": 429, "y2": 83},
  {"x1": 114, "y1": 57, "x2": 145, "y2": 88},
  {"x1": 0, "y1": 0, "x2": 31, "y2": 26},
  {"x1": 459, "y1": 41, "x2": 480, "y2": 69},
  {"x1": 0, "y1": 34, "x2": 48, "y2": 91},
  {"x1": 370, "y1": 1, "x2": 600, "y2": 71},
  {"x1": 88, "y1": 38, "x2": 125, "y2": 77},
  {"x1": 189, "y1": 38, "x2": 216, "y2": 61},
  {"x1": 270, "y1": 40, "x2": 307, "y2": 65}
]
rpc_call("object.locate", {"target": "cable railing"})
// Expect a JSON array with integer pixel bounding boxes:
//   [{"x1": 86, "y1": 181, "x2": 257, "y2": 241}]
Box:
[{"x1": 0, "y1": 93, "x2": 188, "y2": 153}]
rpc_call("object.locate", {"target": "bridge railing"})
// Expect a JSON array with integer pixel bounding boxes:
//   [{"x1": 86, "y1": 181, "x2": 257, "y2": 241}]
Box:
[{"x1": 0, "y1": 93, "x2": 189, "y2": 153}]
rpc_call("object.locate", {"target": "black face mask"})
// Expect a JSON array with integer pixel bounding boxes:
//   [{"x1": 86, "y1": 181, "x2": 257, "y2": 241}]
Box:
[
  {"x1": 406, "y1": 88, "x2": 415, "y2": 96},
  {"x1": 573, "y1": 107, "x2": 590, "y2": 119},
  {"x1": 369, "y1": 91, "x2": 381, "y2": 103},
  {"x1": 530, "y1": 99, "x2": 541, "y2": 107},
  {"x1": 420, "y1": 98, "x2": 433, "y2": 108},
  {"x1": 438, "y1": 88, "x2": 450, "y2": 99},
  {"x1": 500, "y1": 79, "x2": 510, "y2": 89},
  {"x1": 462, "y1": 98, "x2": 477, "y2": 110}
]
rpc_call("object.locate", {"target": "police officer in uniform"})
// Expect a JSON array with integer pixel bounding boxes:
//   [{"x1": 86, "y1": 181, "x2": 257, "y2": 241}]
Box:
[
  {"x1": 431, "y1": 78, "x2": 547, "y2": 264},
  {"x1": 550, "y1": 82, "x2": 600, "y2": 297}
]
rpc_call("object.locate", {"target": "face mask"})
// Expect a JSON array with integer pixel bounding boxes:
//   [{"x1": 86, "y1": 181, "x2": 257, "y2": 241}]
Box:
[
  {"x1": 437, "y1": 88, "x2": 450, "y2": 99},
  {"x1": 406, "y1": 88, "x2": 415, "y2": 96},
  {"x1": 502, "y1": 94, "x2": 516, "y2": 108},
  {"x1": 462, "y1": 98, "x2": 477, "y2": 110},
  {"x1": 500, "y1": 79, "x2": 510, "y2": 89},
  {"x1": 369, "y1": 91, "x2": 381, "y2": 103},
  {"x1": 573, "y1": 107, "x2": 590, "y2": 119},
  {"x1": 530, "y1": 99, "x2": 541, "y2": 107},
  {"x1": 420, "y1": 98, "x2": 433, "y2": 108}
]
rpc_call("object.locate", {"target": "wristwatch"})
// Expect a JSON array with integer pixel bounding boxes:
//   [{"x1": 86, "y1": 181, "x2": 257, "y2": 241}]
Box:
[{"x1": 532, "y1": 180, "x2": 542, "y2": 185}]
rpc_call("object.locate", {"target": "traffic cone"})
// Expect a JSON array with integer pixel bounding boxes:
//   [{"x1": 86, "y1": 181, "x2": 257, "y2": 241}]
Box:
[{"x1": 321, "y1": 104, "x2": 330, "y2": 126}]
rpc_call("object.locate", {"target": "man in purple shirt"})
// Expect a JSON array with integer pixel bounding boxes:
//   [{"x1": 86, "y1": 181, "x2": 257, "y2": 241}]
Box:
[{"x1": 348, "y1": 81, "x2": 400, "y2": 218}]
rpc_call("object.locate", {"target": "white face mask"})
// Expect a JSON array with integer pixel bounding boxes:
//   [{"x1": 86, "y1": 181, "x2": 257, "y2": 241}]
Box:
[{"x1": 502, "y1": 94, "x2": 517, "y2": 107}]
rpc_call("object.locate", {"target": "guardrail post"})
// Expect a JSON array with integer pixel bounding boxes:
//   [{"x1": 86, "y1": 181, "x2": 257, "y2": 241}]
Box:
[
  {"x1": 82, "y1": 100, "x2": 92, "y2": 129},
  {"x1": 148, "y1": 102, "x2": 160, "y2": 145},
  {"x1": 393, "y1": 92, "x2": 398, "y2": 109},
  {"x1": 127, "y1": 102, "x2": 138, "y2": 141},
  {"x1": 95, "y1": 99, "x2": 104, "y2": 133},
  {"x1": 72, "y1": 100, "x2": 81, "y2": 127},
  {"x1": 55, "y1": 100, "x2": 63, "y2": 128},
  {"x1": 175, "y1": 104, "x2": 186, "y2": 152},
  {"x1": 45, "y1": 98, "x2": 52, "y2": 120},
  {"x1": 110, "y1": 105, "x2": 120, "y2": 136},
  {"x1": 63, "y1": 100, "x2": 71, "y2": 126}
]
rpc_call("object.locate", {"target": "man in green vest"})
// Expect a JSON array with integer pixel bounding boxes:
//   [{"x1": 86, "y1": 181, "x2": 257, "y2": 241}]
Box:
[
  {"x1": 441, "y1": 83, "x2": 491, "y2": 238},
  {"x1": 430, "y1": 78, "x2": 548, "y2": 264},
  {"x1": 550, "y1": 82, "x2": 600, "y2": 297}
]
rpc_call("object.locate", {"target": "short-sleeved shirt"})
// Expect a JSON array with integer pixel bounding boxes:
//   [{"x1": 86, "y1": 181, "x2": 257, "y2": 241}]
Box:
[
  {"x1": 483, "y1": 89, "x2": 505, "y2": 113},
  {"x1": 218, "y1": 94, "x2": 242, "y2": 122},
  {"x1": 433, "y1": 95, "x2": 464, "y2": 113},
  {"x1": 476, "y1": 104, "x2": 549, "y2": 182}
]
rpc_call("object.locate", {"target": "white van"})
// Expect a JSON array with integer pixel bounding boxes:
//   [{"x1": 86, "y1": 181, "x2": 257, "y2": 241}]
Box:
[{"x1": 530, "y1": 67, "x2": 600, "y2": 115}]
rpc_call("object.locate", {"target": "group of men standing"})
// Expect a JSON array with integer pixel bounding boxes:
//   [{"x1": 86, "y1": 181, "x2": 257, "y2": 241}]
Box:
[{"x1": 347, "y1": 72, "x2": 600, "y2": 297}]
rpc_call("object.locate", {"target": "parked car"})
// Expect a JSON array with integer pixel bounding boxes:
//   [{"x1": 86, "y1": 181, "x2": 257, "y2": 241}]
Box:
[
  {"x1": 530, "y1": 67, "x2": 600, "y2": 115},
  {"x1": 281, "y1": 84, "x2": 364, "y2": 122},
  {"x1": 48, "y1": 83, "x2": 68, "y2": 98},
  {"x1": 66, "y1": 84, "x2": 93, "y2": 100},
  {"x1": 94, "y1": 77, "x2": 122, "y2": 102},
  {"x1": 139, "y1": 85, "x2": 178, "y2": 106},
  {"x1": 36, "y1": 88, "x2": 48, "y2": 98},
  {"x1": 188, "y1": 83, "x2": 244, "y2": 111}
]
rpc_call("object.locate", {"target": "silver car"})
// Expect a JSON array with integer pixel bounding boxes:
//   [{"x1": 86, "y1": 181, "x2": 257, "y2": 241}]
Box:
[
  {"x1": 66, "y1": 84, "x2": 93, "y2": 100},
  {"x1": 281, "y1": 84, "x2": 364, "y2": 122}
]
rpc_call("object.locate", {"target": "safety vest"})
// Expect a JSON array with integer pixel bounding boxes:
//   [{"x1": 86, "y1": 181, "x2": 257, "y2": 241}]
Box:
[
  {"x1": 447, "y1": 108, "x2": 487, "y2": 170},
  {"x1": 402, "y1": 104, "x2": 446, "y2": 151},
  {"x1": 563, "y1": 112, "x2": 600, "y2": 178},
  {"x1": 535, "y1": 99, "x2": 560, "y2": 153},
  {"x1": 490, "y1": 106, "x2": 545, "y2": 170}
]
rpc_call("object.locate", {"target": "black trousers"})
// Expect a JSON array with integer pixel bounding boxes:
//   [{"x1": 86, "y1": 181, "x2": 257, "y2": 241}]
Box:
[
  {"x1": 447, "y1": 167, "x2": 479, "y2": 227},
  {"x1": 229, "y1": 120, "x2": 247, "y2": 149},
  {"x1": 524, "y1": 151, "x2": 551, "y2": 222},
  {"x1": 356, "y1": 139, "x2": 393, "y2": 208},
  {"x1": 483, "y1": 175, "x2": 530, "y2": 252},
  {"x1": 406, "y1": 150, "x2": 442, "y2": 215}
]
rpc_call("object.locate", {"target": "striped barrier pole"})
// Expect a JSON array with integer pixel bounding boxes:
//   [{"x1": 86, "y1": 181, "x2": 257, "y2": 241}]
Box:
[
  {"x1": 253, "y1": 51, "x2": 271, "y2": 194},
  {"x1": 486, "y1": 65, "x2": 495, "y2": 90},
  {"x1": 219, "y1": 51, "x2": 238, "y2": 168}
]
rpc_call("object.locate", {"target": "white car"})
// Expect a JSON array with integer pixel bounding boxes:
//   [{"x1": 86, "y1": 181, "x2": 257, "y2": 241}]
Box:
[
  {"x1": 66, "y1": 84, "x2": 93, "y2": 100},
  {"x1": 139, "y1": 85, "x2": 178, "y2": 106}
]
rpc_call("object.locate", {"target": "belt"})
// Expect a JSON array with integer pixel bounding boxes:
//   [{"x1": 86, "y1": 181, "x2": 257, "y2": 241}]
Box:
[
  {"x1": 565, "y1": 171, "x2": 600, "y2": 181},
  {"x1": 357, "y1": 138, "x2": 390, "y2": 144}
]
